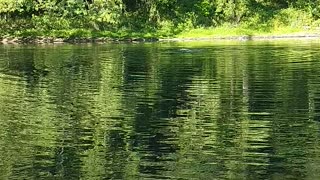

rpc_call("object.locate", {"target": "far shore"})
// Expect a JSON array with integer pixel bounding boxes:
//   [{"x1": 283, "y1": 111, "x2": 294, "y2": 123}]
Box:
[
  {"x1": 1, "y1": 33, "x2": 320, "y2": 44},
  {"x1": 160, "y1": 34, "x2": 320, "y2": 42}
]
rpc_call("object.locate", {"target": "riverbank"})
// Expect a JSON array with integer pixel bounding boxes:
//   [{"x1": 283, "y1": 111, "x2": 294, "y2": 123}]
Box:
[
  {"x1": 1, "y1": 28, "x2": 320, "y2": 44},
  {"x1": 2, "y1": 2, "x2": 320, "y2": 45},
  {"x1": 0, "y1": 36, "x2": 159, "y2": 44},
  {"x1": 2, "y1": 35, "x2": 320, "y2": 44},
  {"x1": 161, "y1": 34, "x2": 320, "y2": 42},
  {"x1": 160, "y1": 26, "x2": 320, "y2": 42}
]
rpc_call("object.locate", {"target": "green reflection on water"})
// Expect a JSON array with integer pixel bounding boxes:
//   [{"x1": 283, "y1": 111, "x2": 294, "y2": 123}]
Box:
[{"x1": 1, "y1": 41, "x2": 320, "y2": 179}]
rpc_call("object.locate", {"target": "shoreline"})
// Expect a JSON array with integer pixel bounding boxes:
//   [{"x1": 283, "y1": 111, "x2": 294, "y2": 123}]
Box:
[
  {"x1": 0, "y1": 37, "x2": 159, "y2": 44},
  {"x1": 1, "y1": 34, "x2": 320, "y2": 44},
  {"x1": 160, "y1": 34, "x2": 320, "y2": 42}
]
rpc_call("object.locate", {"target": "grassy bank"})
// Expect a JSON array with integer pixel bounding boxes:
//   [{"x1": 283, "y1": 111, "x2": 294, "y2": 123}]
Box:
[
  {"x1": 1, "y1": 26, "x2": 320, "y2": 44},
  {"x1": 177, "y1": 26, "x2": 320, "y2": 39}
]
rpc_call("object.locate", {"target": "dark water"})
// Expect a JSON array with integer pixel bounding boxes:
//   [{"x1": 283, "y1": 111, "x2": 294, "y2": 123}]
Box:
[{"x1": 1, "y1": 41, "x2": 320, "y2": 179}]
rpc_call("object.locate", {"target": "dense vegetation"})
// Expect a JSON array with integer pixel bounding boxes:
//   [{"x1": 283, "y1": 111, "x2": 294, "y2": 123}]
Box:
[{"x1": 1, "y1": 0, "x2": 320, "y2": 39}]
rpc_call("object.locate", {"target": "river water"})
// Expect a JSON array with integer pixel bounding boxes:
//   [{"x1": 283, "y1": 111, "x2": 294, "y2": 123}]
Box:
[{"x1": 1, "y1": 41, "x2": 320, "y2": 179}]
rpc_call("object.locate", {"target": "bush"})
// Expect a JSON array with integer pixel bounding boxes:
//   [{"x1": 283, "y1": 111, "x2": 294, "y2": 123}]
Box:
[
  {"x1": 157, "y1": 20, "x2": 175, "y2": 37},
  {"x1": 32, "y1": 15, "x2": 71, "y2": 30},
  {"x1": 270, "y1": 8, "x2": 313, "y2": 28}
]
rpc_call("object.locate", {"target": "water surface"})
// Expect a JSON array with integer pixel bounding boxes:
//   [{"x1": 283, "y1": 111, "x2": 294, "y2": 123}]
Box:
[{"x1": 1, "y1": 41, "x2": 320, "y2": 179}]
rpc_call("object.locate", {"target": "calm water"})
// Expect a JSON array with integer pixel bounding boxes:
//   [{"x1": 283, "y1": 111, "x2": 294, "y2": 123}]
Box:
[{"x1": 1, "y1": 41, "x2": 320, "y2": 179}]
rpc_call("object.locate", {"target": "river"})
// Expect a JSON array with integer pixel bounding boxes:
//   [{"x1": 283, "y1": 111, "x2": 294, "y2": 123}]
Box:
[{"x1": 0, "y1": 41, "x2": 320, "y2": 179}]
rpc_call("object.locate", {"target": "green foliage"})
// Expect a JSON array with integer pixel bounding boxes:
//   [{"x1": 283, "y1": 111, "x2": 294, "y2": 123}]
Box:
[
  {"x1": 157, "y1": 20, "x2": 175, "y2": 37},
  {"x1": 87, "y1": 0, "x2": 123, "y2": 27},
  {"x1": 0, "y1": 0, "x2": 19, "y2": 13},
  {"x1": 270, "y1": 8, "x2": 313, "y2": 28},
  {"x1": 31, "y1": 15, "x2": 71, "y2": 30},
  {"x1": 215, "y1": 0, "x2": 249, "y2": 24},
  {"x1": 0, "y1": 0, "x2": 319, "y2": 38}
]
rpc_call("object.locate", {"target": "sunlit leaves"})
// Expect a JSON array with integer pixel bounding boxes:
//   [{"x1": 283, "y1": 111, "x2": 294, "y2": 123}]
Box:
[{"x1": 0, "y1": 0, "x2": 320, "y2": 33}]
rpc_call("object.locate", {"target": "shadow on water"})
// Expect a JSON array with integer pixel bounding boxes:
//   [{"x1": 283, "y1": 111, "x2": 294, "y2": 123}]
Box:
[
  {"x1": 121, "y1": 46, "x2": 204, "y2": 176},
  {"x1": 0, "y1": 49, "x2": 49, "y2": 88}
]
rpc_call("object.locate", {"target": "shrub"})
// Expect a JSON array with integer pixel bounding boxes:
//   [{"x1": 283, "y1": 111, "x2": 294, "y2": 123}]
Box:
[{"x1": 270, "y1": 8, "x2": 313, "y2": 28}]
